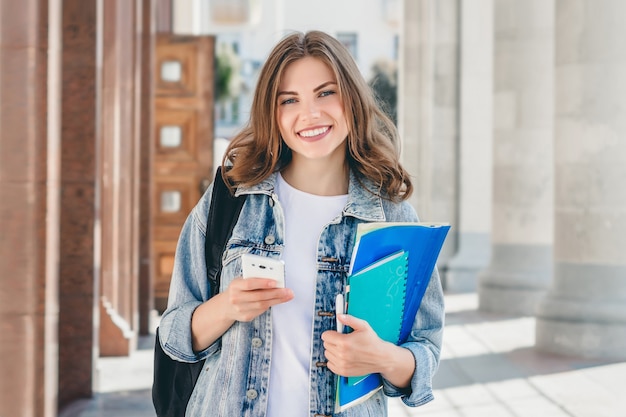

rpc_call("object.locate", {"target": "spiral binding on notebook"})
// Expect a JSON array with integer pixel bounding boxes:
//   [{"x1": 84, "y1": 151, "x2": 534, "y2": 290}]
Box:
[{"x1": 394, "y1": 251, "x2": 409, "y2": 344}]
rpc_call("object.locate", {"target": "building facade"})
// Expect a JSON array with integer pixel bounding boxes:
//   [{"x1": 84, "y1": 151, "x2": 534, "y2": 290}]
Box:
[{"x1": 1, "y1": 0, "x2": 625, "y2": 416}]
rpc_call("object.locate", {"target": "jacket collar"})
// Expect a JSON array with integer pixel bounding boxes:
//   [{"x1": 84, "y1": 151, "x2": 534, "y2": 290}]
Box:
[{"x1": 235, "y1": 170, "x2": 386, "y2": 222}]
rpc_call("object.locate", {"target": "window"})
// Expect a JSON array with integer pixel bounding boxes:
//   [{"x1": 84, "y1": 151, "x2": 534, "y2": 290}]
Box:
[
  {"x1": 336, "y1": 32, "x2": 358, "y2": 60},
  {"x1": 393, "y1": 35, "x2": 399, "y2": 61}
]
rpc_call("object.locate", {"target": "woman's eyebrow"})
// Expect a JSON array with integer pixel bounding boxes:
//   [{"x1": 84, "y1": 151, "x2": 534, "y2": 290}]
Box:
[
  {"x1": 314, "y1": 81, "x2": 337, "y2": 92},
  {"x1": 277, "y1": 81, "x2": 337, "y2": 97},
  {"x1": 277, "y1": 90, "x2": 296, "y2": 97}
]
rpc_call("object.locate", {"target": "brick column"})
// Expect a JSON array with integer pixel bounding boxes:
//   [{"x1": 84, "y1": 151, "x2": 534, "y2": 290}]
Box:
[
  {"x1": 536, "y1": 0, "x2": 626, "y2": 358},
  {"x1": 57, "y1": 0, "x2": 99, "y2": 408},
  {"x1": 0, "y1": 1, "x2": 61, "y2": 416},
  {"x1": 98, "y1": 0, "x2": 144, "y2": 356},
  {"x1": 137, "y1": 0, "x2": 156, "y2": 335},
  {"x1": 478, "y1": 0, "x2": 555, "y2": 314}
]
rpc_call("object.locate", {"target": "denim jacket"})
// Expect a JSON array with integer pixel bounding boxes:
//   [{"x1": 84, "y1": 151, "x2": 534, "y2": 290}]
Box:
[{"x1": 159, "y1": 170, "x2": 444, "y2": 417}]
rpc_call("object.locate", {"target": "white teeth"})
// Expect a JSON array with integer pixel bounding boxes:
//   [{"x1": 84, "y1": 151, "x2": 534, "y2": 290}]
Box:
[{"x1": 299, "y1": 126, "x2": 329, "y2": 138}]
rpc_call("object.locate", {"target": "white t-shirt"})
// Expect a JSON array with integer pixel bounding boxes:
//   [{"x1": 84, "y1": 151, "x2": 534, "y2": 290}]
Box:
[{"x1": 266, "y1": 173, "x2": 348, "y2": 417}]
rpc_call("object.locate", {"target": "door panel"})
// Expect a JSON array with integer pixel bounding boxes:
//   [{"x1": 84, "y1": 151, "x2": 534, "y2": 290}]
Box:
[
  {"x1": 153, "y1": 34, "x2": 215, "y2": 313},
  {"x1": 155, "y1": 108, "x2": 199, "y2": 160}
]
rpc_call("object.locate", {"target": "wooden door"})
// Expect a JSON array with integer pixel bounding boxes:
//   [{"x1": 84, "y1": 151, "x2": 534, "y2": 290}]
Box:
[{"x1": 153, "y1": 34, "x2": 215, "y2": 313}]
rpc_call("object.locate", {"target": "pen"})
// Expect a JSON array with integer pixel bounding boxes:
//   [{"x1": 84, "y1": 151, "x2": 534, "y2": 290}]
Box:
[{"x1": 335, "y1": 293, "x2": 344, "y2": 333}]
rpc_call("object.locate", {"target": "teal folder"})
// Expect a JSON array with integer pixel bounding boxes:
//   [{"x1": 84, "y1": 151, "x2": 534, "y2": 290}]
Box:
[{"x1": 345, "y1": 250, "x2": 409, "y2": 385}]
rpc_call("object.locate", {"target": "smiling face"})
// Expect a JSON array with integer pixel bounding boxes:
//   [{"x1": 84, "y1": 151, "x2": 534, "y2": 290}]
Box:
[{"x1": 276, "y1": 56, "x2": 350, "y2": 169}]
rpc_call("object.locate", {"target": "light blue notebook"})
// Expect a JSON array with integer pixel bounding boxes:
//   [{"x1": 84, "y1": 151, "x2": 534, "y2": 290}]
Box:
[
  {"x1": 349, "y1": 222, "x2": 450, "y2": 343},
  {"x1": 345, "y1": 250, "x2": 409, "y2": 385}
]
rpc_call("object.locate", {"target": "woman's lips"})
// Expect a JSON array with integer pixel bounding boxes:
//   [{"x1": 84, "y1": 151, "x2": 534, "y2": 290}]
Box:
[{"x1": 298, "y1": 126, "x2": 331, "y2": 142}]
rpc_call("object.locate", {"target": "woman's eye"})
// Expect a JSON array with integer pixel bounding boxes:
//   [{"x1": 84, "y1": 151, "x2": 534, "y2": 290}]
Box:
[
  {"x1": 319, "y1": 90, "x2": 336, "y2": 97},
  {"x1": 280, "y1": 98, "x2": 297, "y2": 105}
]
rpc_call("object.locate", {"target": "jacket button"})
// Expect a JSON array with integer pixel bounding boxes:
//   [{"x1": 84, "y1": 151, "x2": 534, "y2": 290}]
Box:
[
  {"x1": 268, "y1": 196, "x2": 275, "y2": 207},
  {"x1": 251, "y1": 337, "x2": 263, "y2": 348},
  {"x1": 264, "y1": 235, "x2": 275, "y2": 245},
  {"x1": 246, "y1": 389, "x2": 258, "y2": 400}
]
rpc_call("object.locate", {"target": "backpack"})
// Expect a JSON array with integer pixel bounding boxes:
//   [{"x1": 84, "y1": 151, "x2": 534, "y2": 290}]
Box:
[{"x1": 152, "y1": 166, "x2": 246, "y2": 417}]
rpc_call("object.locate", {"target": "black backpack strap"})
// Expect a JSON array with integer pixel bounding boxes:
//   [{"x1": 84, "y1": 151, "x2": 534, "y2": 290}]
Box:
[
  {"x1": 152, "y1": 167, "x2": 246, "y2": 417},
  {"x1": 205, "y1": 166, "x2": 246, "y2": 296}
]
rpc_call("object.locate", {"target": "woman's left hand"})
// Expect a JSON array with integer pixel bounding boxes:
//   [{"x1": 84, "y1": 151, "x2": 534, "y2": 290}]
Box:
[
  {"x1": 321, "y1": 314, "x2": 389, "y2": 377},
  {"x1": 321, "y1": 314, "x2": 415, "y2": 389}
]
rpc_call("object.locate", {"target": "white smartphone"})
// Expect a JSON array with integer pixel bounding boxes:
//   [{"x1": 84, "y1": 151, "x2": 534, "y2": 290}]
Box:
[{"x1": 241, "y1": 253, "x2": 285, "y2": 288}]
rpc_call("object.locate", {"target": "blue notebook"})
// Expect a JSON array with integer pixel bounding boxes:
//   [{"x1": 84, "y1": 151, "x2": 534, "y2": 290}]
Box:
[
  {"x1": 335, "y1": 221, "x2": 450, "y2": 413},
  {"x1": 349, "y1": 222, "x2": 450, "y2": 344}
]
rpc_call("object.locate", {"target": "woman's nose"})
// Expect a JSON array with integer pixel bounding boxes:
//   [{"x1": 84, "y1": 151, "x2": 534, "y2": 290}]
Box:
[{"x1": 301, "y1": 101, "x2": 321, "y2": 120}]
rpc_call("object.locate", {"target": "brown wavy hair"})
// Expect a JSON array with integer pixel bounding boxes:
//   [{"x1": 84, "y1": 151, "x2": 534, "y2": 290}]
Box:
[{"x1": 221, "y1": 30, "x2": 413, "y2": 201}]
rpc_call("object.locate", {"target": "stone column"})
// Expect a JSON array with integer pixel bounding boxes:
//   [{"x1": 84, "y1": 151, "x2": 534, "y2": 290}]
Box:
[
  {"x1": 536, "y1": 0, "x2": 626, "y2": 358},
  {"x1": 0, "y1": 1, "x2": 61, "y2": 416},
  {"x1": 399, "y1": 0, "x2": 434, "y2": 216},
  {"x1": 429, "y1": 0, "x2": 460, "y2": 267},
  {"x1": 446, "y1": 0, "x2": 494, "y2": 292},
  {"x1": 399, "y1": 0, "x2": 459, "y2": 275},
  {"x1": 478, "y1": 0, "x2": 555, "y2": 314}
]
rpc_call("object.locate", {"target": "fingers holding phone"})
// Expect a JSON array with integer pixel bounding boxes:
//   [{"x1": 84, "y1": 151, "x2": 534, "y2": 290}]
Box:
[{"x1": 220, "y1": 254, "x2": 289, "y2": 322}]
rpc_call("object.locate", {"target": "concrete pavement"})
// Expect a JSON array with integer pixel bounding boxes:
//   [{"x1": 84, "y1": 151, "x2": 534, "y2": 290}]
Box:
[{"x1": 59, "y1": 293, "x2": 626, "y2": 417}]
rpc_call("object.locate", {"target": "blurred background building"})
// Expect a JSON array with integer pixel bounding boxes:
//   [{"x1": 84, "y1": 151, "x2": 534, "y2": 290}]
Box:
[{"x1": 0, "y1": 0, "x2": 624, "y2": 416}]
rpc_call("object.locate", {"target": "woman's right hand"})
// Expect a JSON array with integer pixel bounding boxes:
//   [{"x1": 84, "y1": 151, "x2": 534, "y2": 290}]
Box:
[
  {"x1": 191, "y1": 277, "x2": 293, "y2": 351},
  {"x1": 223, "y1": 277, "x2": 294, "y2": 322}
]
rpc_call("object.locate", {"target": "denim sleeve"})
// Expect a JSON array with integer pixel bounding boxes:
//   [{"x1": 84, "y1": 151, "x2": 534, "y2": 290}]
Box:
[
  {"x1": 157, "y1": 183, "x2": 218, "y2": 363},
  {"x1": 380, "y1": 199, "x2": 445, "y2": 406},
  {"x1": 381, "y1": 267, "x2": 444, "y2": 407}
]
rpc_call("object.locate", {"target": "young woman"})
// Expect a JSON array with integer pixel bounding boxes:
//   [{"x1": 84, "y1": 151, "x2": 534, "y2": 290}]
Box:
[{"x1": 159, "y1": 30, "x2": 444, "y2": 417}]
